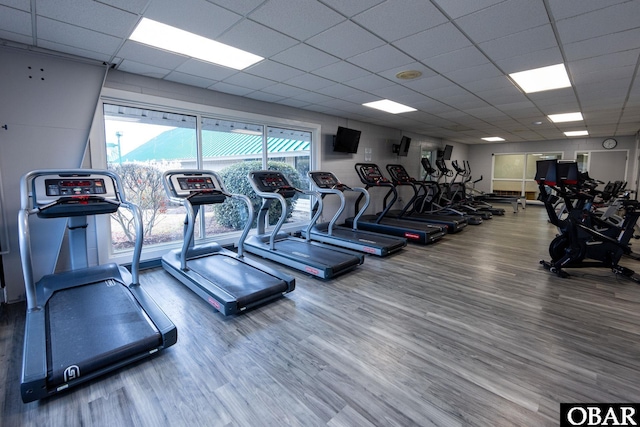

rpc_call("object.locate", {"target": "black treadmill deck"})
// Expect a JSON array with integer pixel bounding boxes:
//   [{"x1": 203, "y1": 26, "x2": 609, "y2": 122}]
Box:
[{"x1": 46, "y1": 280, "x2": 161, "y2": 386}]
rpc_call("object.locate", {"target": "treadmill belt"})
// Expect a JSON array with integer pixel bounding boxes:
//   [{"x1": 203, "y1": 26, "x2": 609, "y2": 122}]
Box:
[
  {"x1": 186, "y1": 254, "x2": 288, "y2": 307},
  {"x1": 46, "y1": 280, "x2": 161, "y2": 386}
]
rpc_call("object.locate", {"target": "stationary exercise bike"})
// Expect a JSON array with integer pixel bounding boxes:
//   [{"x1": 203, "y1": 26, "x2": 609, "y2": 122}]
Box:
[{"x1": 535, "y1": 159, "x2": 640, "y2": 282}]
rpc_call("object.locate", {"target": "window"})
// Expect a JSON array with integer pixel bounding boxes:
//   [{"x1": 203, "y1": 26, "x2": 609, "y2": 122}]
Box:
[
  {"x1": 104, "y1": 104, "x2": 197, "y2": 252},
  {"x1": 492, "y1": 152, "x2": 562, "y2": 200},
  {"x1": 99, "y1": 100, "x2": 316, "y2": 263}
]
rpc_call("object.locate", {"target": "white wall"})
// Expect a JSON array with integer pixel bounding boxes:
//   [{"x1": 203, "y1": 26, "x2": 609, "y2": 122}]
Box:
[
  {"x1": 0, "y1": 46, "x2": 106, "y2": 302},
  {"x1": 466, "y1": 136, "x2": 638, "y2": 194}
]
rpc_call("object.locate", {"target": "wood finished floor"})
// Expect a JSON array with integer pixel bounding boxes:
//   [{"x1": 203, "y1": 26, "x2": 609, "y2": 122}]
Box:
[{"x1": 2, "y1": 206, "x2": 640, "y2": 427}]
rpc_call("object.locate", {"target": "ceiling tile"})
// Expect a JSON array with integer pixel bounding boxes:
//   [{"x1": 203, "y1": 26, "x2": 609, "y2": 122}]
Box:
[
  {"x1": 275, "y1": 98, "x2": 312, "y2": 108},
  {"x1": 479, "y1": 25, "x2": 557, "y2": 62},
  {"x1": 203, "y1": 0, "x2": 265, "y2": 15},
  {"x1": 245, "y1": 60, "x2": 306, "y2": 82},
  {"x1": 222, "y1": 72, "x2": 275, "y2": 91},
  {"x1": 563, "y1": 28, "x2": 640, "y2": 61},
  {"x1": 393, "y1": 23, "x2": 471, "y2": 61},
  {"x1": 555, "y1": 2, "x2": 640, "y2": 44},
  {"x1": 208, "y1": 82, "x2": 255, "y2": 96},
  {"x1": 312, "y1": 61, "x2": 370, "y2": 81},
  {"x1": 289, "y1": 91, "x2": 334, "y2": 104},
  {"x1": 343, "y1": 73, "x2": 395, "y2": 91},
  {"x1": 430, "y1": 0, "x2": 506, "y2": 19},
  {"x1": 260, "y1": 83, "x2": 308, "y2": 98},
  {"x1": 424, "y1": 46, "x2": 489, "y2": 74},
  {"x1": 443, "y1": 63, "x2": 503, "y2": 85},
  {"x1": 36, "y1": 17, "x2": 122, "y2": 56},
  {"x1": 118, "y1": 41, "x2": 189, "y2": 70},
  {"x1": 271, "y1": 43, "x2": 339, "y2": 72},
  {"x1": 145, "y1": 0, "x2": 242, "y2": 40},
  {"x1": 0, "y1": 4, "x2": 31, "y2": 37},
  {"x1": 347, "y1": 44, "x2": 414, "y2": 73},
  {"x1": 546, "y1": 0, "x2": 629, "y2": 20},
  {"x1": 0, "y1": 28, "x2": 32, "y2": 44},
  {"x1": 37, "y1": 39, "x2": 114, "y2": 62},
  {"x1": 245, "y1": 91, "x2": 287, "y2": 103},
  {"x1": 164, "y1": 71, "x2": 217, "y2": 88},
  {"x1": 319, "y1": 83, "x2": 367, "y2": 99},
  {"x1": 248, "y1": 0, "x2": 344, "y2": 41},
  {"x1": 352, "y1": 0, "x2": 448, "y2": 42},
  {"x1": 118, "y1": 59, "x2": 170, "y2": 79},
  {"x1": 1, "y1": 0, "x2": 30, "y2": 12},
  {"x1": 37, "y1": 0, "x2": 138, "y2": 37},
  {"x1": 318, "y1": 0, "x2": 385, "y2": 17},
  {"x1": 284, "y1": 73, "x2": 335, "y2": 90},
  {"x1": 174, "y1": 58, "x2": 238, "y2": 81},
  {"x1": 306, "y1": 20, "x2": 385, "y2": 58},
  {"x1": 217, "y1": 19, "x2": 298, "y2": 58},
  {"x1": 493, "y1": 46, "x2": 563, "y2": 74},
  {"x1": 454, "y1": 0, "x2": 550, "y2": 43}
]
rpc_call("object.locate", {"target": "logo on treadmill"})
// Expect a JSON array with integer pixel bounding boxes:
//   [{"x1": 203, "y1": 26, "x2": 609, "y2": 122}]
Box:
[
  {"x1": 363, "y1": 247, "x2": 376, "y2": 254},
  {"x1": 63, "y1": 365, "x2": 80, "y2": 382},
  {"x1": 404, "y1": 232, "x2": 420, "y2": 240}
]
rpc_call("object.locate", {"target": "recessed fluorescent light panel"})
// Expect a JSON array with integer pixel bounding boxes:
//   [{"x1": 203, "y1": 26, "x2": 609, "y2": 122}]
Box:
[
  {"x1": 130, "y1": 18, "x2": 263, "y2": 70},
  {"x1": 481, "y1": 137, "x2": 505, "y2": 142},
  {"x1": 362, "y1": 99, "x2": 417, "y2": 114},
  {"x1": 509, "y1": 63, "x2": 571, "y2": 93},
  {"x1": 564, "y1": 130, "x2": 589, "y2": 137},
  {"x1": 548, "y1": 112, "x2": 583, "y2": 123}
]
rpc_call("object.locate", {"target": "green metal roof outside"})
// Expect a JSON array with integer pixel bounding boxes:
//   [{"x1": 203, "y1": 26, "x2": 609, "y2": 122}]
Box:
[{"x1": 121, "y1": 128, "x2": 310, "y2": 162}]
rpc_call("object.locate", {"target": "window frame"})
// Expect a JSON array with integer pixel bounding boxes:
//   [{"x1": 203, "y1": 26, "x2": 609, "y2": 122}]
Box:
[{"x1": 91, "y1": 88, "x2": 321, "y2": 266}]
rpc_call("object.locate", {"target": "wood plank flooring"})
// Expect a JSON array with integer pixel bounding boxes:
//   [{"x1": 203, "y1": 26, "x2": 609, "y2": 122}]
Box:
[{"x1": 2, "y1": 206, "x2": 640, "y2": 426}]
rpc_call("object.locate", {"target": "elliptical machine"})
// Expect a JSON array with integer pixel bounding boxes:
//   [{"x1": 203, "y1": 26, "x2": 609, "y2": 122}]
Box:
[{"x1": 536, "y1": 159, "x2": 640, "y2": 282}]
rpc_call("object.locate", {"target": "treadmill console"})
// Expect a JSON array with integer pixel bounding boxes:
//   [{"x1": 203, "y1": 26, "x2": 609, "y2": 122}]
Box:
[
  {"x1": 249, "y1": 171, "x2": 297, "y2": 198},
  {"x1": 309, "y1": 172, "x2": 340, "y2": 189},
  {"x1": 32, "y1": 173, "x2": 120, "y2": 218},
  {"x1": 386, "y1": 165, "x2": 413, "y2": 184},
  {"x1": 355, "y1": 164, "x2": 390, "y2": 185},
  {"x1": 165, "y1": 172, "x2": 226, "y2": 204}
]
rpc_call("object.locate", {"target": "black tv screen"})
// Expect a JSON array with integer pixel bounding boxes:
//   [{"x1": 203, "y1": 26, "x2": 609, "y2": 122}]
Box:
[
  {"x1": 397, "y1": 136, "x2": 411, "y2": 157},
  {"x1": 333, "y1": 126, "x2": 361, "y2": 153},
  {"x1": 442, "y1": 144, "x2": 453, "y2": 160}
]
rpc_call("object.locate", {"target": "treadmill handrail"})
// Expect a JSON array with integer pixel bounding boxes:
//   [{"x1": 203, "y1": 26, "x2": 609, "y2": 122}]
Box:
[
  {"x1": 308, "y1": 171, "x2": 370, "y2": 233},
  {"x1": 19, "y1": 169, "x2": 144, "y2": 310},
  {"x1": 162, "y1": 169, "x2": 256, "y2": 268},
  {"x1": 247, "y1": 170, "x2": 323, "y2": 251}
]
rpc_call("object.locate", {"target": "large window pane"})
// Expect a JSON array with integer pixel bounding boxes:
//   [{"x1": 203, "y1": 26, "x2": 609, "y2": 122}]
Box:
[
  {"x1": 267, "y1": 126, "x2": 311, "y2": 222},
  {"x1": 104, "y1": 104, "x2": 197, "y2": 251},
  {"x1": 202, "y1": 118, "x2": 264, "y2": 236}
]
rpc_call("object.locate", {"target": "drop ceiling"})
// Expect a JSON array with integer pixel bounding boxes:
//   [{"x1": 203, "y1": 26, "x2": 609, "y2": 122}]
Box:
[{"x1": 0, "y1": 0, "x2": 639, "y2": 144}]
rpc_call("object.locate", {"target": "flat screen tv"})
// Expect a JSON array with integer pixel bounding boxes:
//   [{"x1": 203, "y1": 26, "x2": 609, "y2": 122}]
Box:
[
  {"x1": 397, "y1": 136, "x2": 411, "y2": 157},
  {"x1": 333, "y1": 126, "x2": 361, "y2": 153},
  {"x1": 442, "y1": 144, "x2": 453, "y2": 160}
]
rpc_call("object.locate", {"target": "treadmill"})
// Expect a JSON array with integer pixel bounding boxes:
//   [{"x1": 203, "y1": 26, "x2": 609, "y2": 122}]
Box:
[
  {"x1": 243, "y1": 170, "x2": 364, "y2": 279},
  {"x1": 384, "y1": 164, "x2": 471, "y2": 232},
  {"x1": 343, "y1": 163, "x2": 446, "y2": 244},
  {"x1": 300, "y1": 171, "x2": 407, "y2": 256},
  {"x1": 161, "y1": 170, "x2": 295, "y2": 315},
  {"x1": 19, "y1": 169, "x2": 177, "y2": 403}
]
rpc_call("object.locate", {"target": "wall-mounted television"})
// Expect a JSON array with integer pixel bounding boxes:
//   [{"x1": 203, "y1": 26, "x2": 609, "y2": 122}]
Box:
[
  {"x1": 333, "y1": 126, "x2": 361, "y2": 153},
  {"x1": 392, "y1": 136, "x2": 411, "y2": 157},
  {"x1": 437, "y1": 144, "x2": 453, "y2": 160}
]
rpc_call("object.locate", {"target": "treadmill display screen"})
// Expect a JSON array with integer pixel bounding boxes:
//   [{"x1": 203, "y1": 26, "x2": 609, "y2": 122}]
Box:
[
  {"x1": 45, "y1": 178, "x2": 106, "y2": 196},
  {"x1": 261, "y1": 176, "x2": 286, "y2": 188},
  {"x1": 177, "y1": 177, "x2": 216, "y2": 191},
  {"x1": 311, "y1": 173, "x2": 338, "y2": 188}
]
